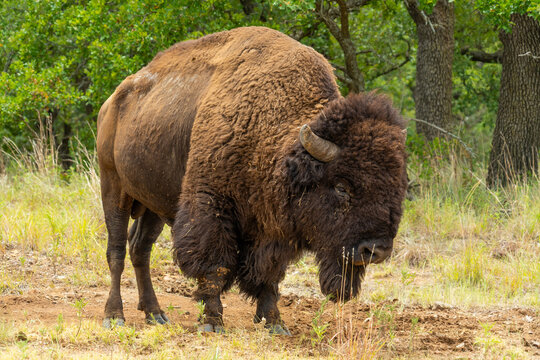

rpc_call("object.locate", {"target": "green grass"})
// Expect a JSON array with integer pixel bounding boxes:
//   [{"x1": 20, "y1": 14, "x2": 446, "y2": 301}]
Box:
[
  {"x1": 391, "y1": 140, "x2": 540, "y2": 308},
  {"x1": 0, "y1": 169, "x2": 111, "y2": 288}
]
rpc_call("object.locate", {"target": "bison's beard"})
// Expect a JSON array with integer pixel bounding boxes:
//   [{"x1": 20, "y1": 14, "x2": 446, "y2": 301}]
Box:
[{"x1": 317, "y1": 256, "x2": 365, "y2": 302}]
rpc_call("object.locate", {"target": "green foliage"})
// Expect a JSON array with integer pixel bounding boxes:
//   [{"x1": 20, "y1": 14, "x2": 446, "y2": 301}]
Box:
[
  {"x1": 73, "y1": 297, "x2": 88, "y2": 338},
  {"x1": 272, "y1": 0, "x2": 416, "y2": 105},
  {"x1": 474, "y1": 322, "x2": 503, "y2": 356},
  {"x1": 0, "y1": 0, "x2": 282, "y2": 152},
  {"x1": 0, "y1": 0, "x2": 516, "y2": 171},
  {"x1": 417, "y1": 0, "x2": 454, "y2": 13},
  {"x1": 453, "y1": 1, "x2": 501, "y2": 130},
  {"x1": 476, "y1": 0, "x2": 540, "y2": 31},
  {"x1": 196, "y1": 300, "x2": 206, "y2": 323},
  {"x1": 310, "y1": 297, "x2": 329, "y2": 347},
  {"x1": 370, "y1": 304, "x2": 396, "y2": 345},
  {"x1": 271, "y1": 0, "x2": 315, "y2": 12}
]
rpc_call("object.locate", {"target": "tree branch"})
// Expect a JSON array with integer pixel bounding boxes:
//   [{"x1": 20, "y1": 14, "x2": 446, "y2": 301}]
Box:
[
  {"x1": 2, "y1": 50, "x2": 16, "y2": 73},
  {"x1": 461, "y1": 47, "x2": 502, "y2": 63},
  {"x1": 324, "y1": 0, "x2": 372, "y2": 17},
  {"x1": 331, "y1": 62, "x2": 354, "y2": 84},
  {"x1": 336, "y1": 0, "x2": 350, "y2": 39},
  {"x1": 518, "y1": 51, "x2": 540, "y2": 60},
  {"x1": 335, "y1": 71, "x2": 354, "y2": 86},
  {"x1": 316, "y1": 0, "x2": 365, "y2": 92},
  {"x1": 289, "y1": 21, "x2": 322, "y2": 41},
  {"x1": 403, "y1": 0, "x2": 422, "y2": 24},
  {"x1": 331, "y1": 62, "x2": 346, "y2": 73},
  {"x1": 403, "y1": 0, "x2": 436, "y2": 33},
  {"x1": 346, "y1": 0, "x2": 371, "y2": 7},
  {"x1": 363, "y1": 38, "x2": 411, "y2": 79},
  {"x1": 406, "y1": 117, "x2": 476, "y2": 157},
  {"x1": 372, "y1": 56, "x2": 410, "y2": 78},
  {"x1": 356, "y1": 49, "x2": 375, "y2": 55},
  {"x1": 316, "y1": 1, "x2": 341, "y2": 36}
]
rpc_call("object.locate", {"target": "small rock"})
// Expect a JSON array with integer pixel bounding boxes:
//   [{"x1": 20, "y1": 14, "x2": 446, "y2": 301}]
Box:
[
  {"x1": 523, "y1": 338, "x2": 540, "y2": 348},
  {"x1": 456, "y1": 342, "x2": 465, "y2": 349},
  {"x1": 16, "y1": 331, "x2": 27, "y2": 342},
  {"x1": 431, "y1": 302, "x2": 452, "y2": 310}
]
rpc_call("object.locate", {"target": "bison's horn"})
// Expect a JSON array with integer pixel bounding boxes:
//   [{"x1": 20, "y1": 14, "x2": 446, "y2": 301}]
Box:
[{"x1": 299, "y1": 124, "x2": 340, "y2": 162}]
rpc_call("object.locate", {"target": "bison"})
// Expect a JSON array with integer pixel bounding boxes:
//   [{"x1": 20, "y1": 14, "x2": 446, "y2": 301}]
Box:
[{"x1": 97, "y1": 26, "x2": 408, "y2": 335}]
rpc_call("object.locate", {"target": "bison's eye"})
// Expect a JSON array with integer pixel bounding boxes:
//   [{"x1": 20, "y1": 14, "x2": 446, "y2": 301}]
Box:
[{"x1": 335, "y1": 183, "x2": 350, "y2": 200}]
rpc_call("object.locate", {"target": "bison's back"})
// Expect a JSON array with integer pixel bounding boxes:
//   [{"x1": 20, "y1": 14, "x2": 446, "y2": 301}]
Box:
[{"x1": 97, "y1": 32, "x2": 226, "y2": 218}]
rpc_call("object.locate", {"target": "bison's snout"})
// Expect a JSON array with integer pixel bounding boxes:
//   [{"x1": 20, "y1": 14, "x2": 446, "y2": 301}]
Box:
[{"x1": 351, "y1": 241, "x2": 393, "y2": 266}]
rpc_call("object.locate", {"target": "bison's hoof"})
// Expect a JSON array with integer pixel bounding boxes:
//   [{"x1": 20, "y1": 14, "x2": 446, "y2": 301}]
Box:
[
  {"x1": 145, "y1": 312, "x2": 170, "y2": 325},
  {"x1": 103, "y1": 317, "x2": 125, "y2": 329},
  {"x1": 198, "y1": 323, "x2": 225, "y2": 334},
  {"x1": 266, "y1": 324, "x2": 291, "y2": 336}
]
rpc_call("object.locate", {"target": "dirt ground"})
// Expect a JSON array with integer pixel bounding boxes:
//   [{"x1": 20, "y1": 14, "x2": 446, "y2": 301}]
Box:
[{"x1": 1, "y1": 248, "x2": 539, "y2": 359}]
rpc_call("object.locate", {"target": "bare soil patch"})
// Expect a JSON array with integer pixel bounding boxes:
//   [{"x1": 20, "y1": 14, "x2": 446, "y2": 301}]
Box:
[{"x1": 1, "y1": 247, "x2": 539, "y2": 359}]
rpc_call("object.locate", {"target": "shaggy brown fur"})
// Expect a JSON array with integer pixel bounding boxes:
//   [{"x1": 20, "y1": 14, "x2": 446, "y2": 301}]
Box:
[{"x1": 97, "y1": 26, "x2": 408, "y2": 333}]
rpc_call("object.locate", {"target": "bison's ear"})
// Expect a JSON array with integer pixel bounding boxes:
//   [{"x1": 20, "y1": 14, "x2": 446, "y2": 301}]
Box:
[{"x1": 284, "y1": 148, "x2": 324, "y2": 193}]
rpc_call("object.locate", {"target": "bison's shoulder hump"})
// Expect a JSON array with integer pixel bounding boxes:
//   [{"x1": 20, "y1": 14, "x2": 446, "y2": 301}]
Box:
[{"x1": 143, "y1": 27, "x2": 330, "y2": 76}]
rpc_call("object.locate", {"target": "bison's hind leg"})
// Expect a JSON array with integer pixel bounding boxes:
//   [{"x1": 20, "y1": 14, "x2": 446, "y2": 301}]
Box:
[
  {"x1": 128, "y1": 208, "x2": 167, "y2": 324},
  {"x1": 101, "y1": 171, "x2": 132, "y2": 328}
]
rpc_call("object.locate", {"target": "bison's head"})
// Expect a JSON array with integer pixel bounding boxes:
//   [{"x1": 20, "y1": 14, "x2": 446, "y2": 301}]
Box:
[{"x1": 284, "y1": 93, "x2": 407, "y2": 301}]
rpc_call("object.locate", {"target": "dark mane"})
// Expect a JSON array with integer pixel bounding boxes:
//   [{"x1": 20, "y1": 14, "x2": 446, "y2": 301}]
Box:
[{"x1": 315, "y1": 92, "x2": 406, "y2": 141}]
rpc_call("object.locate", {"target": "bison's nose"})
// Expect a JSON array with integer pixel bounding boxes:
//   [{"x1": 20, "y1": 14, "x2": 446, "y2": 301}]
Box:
[{"x1": 352, "y1": 242, "x2": 392, "y2": 266}]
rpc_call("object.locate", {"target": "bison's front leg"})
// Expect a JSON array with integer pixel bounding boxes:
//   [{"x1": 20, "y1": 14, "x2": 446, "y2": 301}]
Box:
[
  {"x1": 172, "y1": 193, "x2": 238, "y2": 333},
  {"x1": 253, "y1": 283, "x2": 291, "y2": 336},
  {"x1": 237, "y1": 250, "x2": 292, "y2": 336},
  {"x1": 193, "y1": 269, "x2": 231, "y2": 333}
]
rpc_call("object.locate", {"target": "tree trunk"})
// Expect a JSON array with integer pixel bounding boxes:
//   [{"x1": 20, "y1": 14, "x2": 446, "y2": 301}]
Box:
[
  {"x1": 487, "y1": 14, "x2": 540, "y2": 187},
  {"x1": 404, "y1": 0, "x2": 454, "y2": 141},
  {"x1": 240, "y1": 0, "x2": 267, "y2": 22},
  {"x1": 49, "y1": 108, "x2": 72, "y2": 170},
  {"x1": 240, "y1": 0, "x2": 256, "y2": 15},
  {"x1": 58, "y1": 121, "x2": 72, "y2": 170}
]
